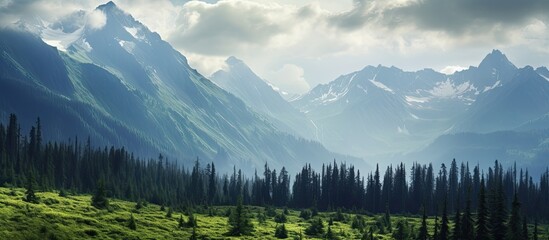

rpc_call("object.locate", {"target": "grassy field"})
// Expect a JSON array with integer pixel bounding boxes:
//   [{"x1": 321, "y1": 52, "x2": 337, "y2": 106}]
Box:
[{"x1": 0, "y1": 187, "x2": 546, "y2": 239}]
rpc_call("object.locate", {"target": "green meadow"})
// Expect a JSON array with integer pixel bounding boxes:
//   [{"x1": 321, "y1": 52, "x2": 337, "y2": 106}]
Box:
[{"x1": 0, "y1": 187, "x2": 546, "y2": 239}]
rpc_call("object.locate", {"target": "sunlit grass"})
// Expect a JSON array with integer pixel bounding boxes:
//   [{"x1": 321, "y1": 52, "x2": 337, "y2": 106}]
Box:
[{"x1": 0, "y1": 187, "x2": 547, "y2": 239}]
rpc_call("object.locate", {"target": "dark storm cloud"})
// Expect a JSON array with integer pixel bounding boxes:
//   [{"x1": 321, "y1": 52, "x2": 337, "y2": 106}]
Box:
[
  {"x1": 389, "y1": 0, "x2": 549, "y2": 34},
  {"x1": 330, "y1": 0, "x2": 549, "y2": 35}
]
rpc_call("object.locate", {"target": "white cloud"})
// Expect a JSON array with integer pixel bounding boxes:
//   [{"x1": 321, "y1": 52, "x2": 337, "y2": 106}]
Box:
[
  {"x1": 87, "y1": 9, "x2": 106, "y2": 29},
  {"x1": 266, "y1": 64, "x2": 310, "y2": 94},
  {"x1": 1, "y1": 0, "x2": 548, "y2": 93},
  {"x1": 440, "y1": 65, "x2": 467, "y2": 75}
]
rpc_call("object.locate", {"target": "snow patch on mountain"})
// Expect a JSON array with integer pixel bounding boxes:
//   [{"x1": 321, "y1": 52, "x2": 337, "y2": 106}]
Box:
[
  {"x1": 313, "y1": 74, "x2": 357, "y2": 104},
  {"x1": 483, "y1": 80, "x2": 501, "y2": 92},
  {"x1": 369, "y1": 74, "x2": 394, "y2": 93},
  {"x1": 118, "y1": 40, "x2": 135, "y2": 53},
  {"x1": 428, "y1": 79, "x2": 476, "y2": 98},
  {"x1": 405, "y1": 95, "x2": 430, "y2": 103}
]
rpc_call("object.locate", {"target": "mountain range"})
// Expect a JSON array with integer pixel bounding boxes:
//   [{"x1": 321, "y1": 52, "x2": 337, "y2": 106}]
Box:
[
  {"x1": 1, "y1": 1, "x2": 547, "y2": 174},
  {"x1": 212, "y1": 50, "x2": 548, "y2": 173},
  {"x1": 0, "y1": 2, "x2": 359, "y2": 173}
]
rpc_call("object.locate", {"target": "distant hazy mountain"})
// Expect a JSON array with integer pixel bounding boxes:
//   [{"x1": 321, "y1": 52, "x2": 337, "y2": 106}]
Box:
[
  {"x1": 402, "y1": 129, "x2": 549, "y2": 176},
  {"x1": 454, "y1": 66, "x2": 549, "y2": 133},
  {"x1": 292, "y1": 49, "x2": 549, "y2": 160},
  {"x1": 0, "y1": 1, "x2": 360, "y2": 172},
  {"x1": 210, "y1": 57, "x2": 316, "y2": 140}
]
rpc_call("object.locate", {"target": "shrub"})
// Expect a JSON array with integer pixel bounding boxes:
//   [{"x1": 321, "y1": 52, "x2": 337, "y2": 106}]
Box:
[
  {"x1": 274, "y1": 213, "x2": 287, "y2": 223},
  {"x1": 275, "y1": 224, "x2": 288, "y2": 239},
  {"x1": 299, "y1": 209, "x2": 312, "y2": 220},
  {"x1": 305, "y1": 218, "x2": 324, "y2": 236},
  {"x1": 128, "y1": 214, "x2": 137, "y2": 230}
]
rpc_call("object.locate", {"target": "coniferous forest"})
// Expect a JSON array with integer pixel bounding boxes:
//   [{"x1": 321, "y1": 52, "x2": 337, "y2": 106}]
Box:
[{"x1": 1, "y1": 113, "x2": 549, "y2": 239}]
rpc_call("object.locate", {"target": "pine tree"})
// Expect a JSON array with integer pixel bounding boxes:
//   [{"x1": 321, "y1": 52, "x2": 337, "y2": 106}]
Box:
[
  {"x1": 178, "y1": 215, "x2": 185, "y2": 228},
  {"x1": 476, "y1": 178, "x2": 489, "y2": 240},
  {"x1": 393, "y1": 220, "x2": 411, "y2": 240},
  {"x1": 190, "y1": 226, "x2": 198, "y2": 240},
  {"x1": 91, "y1": 178, "x2": 109, "y2": 209},
  {"x1": 325, "y1": 225, "x2": 336, "y2": 240},
  {"x1": 385, "y1": 203, "x2": 392, "y2": 232},
  {"x1": 305, "y1": 217, "x2": 324, "y2": 236},
  {"x1": 461, "y1": 194, "x2": 475, "y2": 240},
  {"x1": 128, "y1": 213, "x2": 137, "y2": 230},
  {"x1": 187, "y1": 211, "x2": 197, "y2": 228},
  {"x1": 489, "y1": 161, "x2": 507, "y2": 240},
  {"x1": 228, "y1": 196, "x2": 253, "y2": 236},
  {"x1": 417, "y1": 207, "x2": 429, "y2": 240},
  {"x1": 275, "y1": 223, "x2": 288, "y2": 239},
  {"x1": 452, "y1": 206, "x2": 461, "y2": 240},
  {"x1": 506, "y1": 193, "x2": 522, "y2": 240},
  {"x1": 25, "y1": 172, "x2": 39, "y2": 204},
  {"x1": 166, "y1": 207, "x2": 173, "y2": 218},
  {"x1": 440, "y1": 199, "x2": 449, "y2": 240}
]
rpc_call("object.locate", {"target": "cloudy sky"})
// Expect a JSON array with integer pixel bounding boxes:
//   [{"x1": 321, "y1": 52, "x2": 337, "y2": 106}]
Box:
[{"x1": 2, "y1": 0, "x2": 549, "y2": 94}]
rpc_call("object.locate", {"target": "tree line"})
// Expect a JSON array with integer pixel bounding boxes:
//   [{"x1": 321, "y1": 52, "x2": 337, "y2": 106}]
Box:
[{"x1": 1, "y1": 113, "x2": 549, "y2": 223}]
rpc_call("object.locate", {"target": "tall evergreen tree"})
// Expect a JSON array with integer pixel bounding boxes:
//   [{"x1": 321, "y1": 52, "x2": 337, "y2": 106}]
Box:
[
  {"x1": 452, "y1": 206, "x2": 461, "y2": 240},
  {"x1": 489, "y1": 162, "x2": 507, "y2": 240},
  {"x1": 461, "y1": 193, "x2": 475, "y2": 240},
  {"x1": 208, "y1": 162, "x2": 217, "y2": 205},
  {"x1": 417, "y1": 207, "x2": 429, "y2": 240},
  {"x1": 476, "y1": 178, "x2": 489, "y2": 240},
  {"x1": 448, "y1": 159, "x2": 459, "y2": 212},
  {"x1": 440, "y1": 199, "x2": 449, "y2": 240},
  {"x1": 506, "y1": 193, "x2": 522, "y2": 240}
]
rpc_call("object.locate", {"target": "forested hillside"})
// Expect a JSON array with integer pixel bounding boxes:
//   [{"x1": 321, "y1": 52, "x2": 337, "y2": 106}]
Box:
[{"x1": 1, "y1": 114, "x2": 549, "y2": 222}]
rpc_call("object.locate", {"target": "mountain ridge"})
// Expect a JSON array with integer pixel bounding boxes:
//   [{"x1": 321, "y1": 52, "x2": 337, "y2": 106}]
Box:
[{"x1": 0, "y1": 2, "x2": 362, "y2": 173}]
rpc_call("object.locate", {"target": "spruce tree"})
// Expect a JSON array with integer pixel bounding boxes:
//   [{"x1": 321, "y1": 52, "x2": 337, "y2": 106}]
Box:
[
  {"x1": 275, "y1": 223, "x2": 288, "y2": 239},
  {"x1": 506, "y1": 193, "x2": 522, "y2": 240},
  {"x1": 228, "y1": 196, "x2": 253, "y2": 236},
  {"x1": 461, "y1": 195, "x2": 475, "y2": 240},
  {"x1": 25, "y1": 172, "x2": 39, "y2": 204},
  {"x1": 452, "y1": 207, "x2": 461, "y2": 240},
  {"x1": 166, "y1": 207, "x2": 173, "y2": 218},
  {"x1": 489, "y1": 162, "x2": 507, "y2": 240},
  {"x1": 476, "y1": 178, "x2": 489, "y2": 240},
  {"x1": 440, "y1": 199, "x2": 449, "y2": 240},
  {"x1": 190, "y1": 226, "x2": 198, "y2": 240},
  {"x1": 187, "y1": 211, "x2": 197, "y2": 228},
  {"x1": 178, "y1": 215, "x2": 185, "y2": 229},
  {"x1": 392, "y1": 220, "x2": 411, "y2": 240},
  {"x1": 305, "y1": 217, "x2": 324, "y2": 236},
  {"x1": 385, "y1": 203, "x2": 392, "y2": 232},
  {"x1": 325, "y1": 225, "x2": 336, "y2": 240},
  {"x1": 91, "y1": 179, "x2": 109, "y2": 209},
  {"x1": 128, "y1": 213, "x2": 137, "y2": 230},
  {"x1": 417, "y1": 207, "x2": 429, "y2": 240}
]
